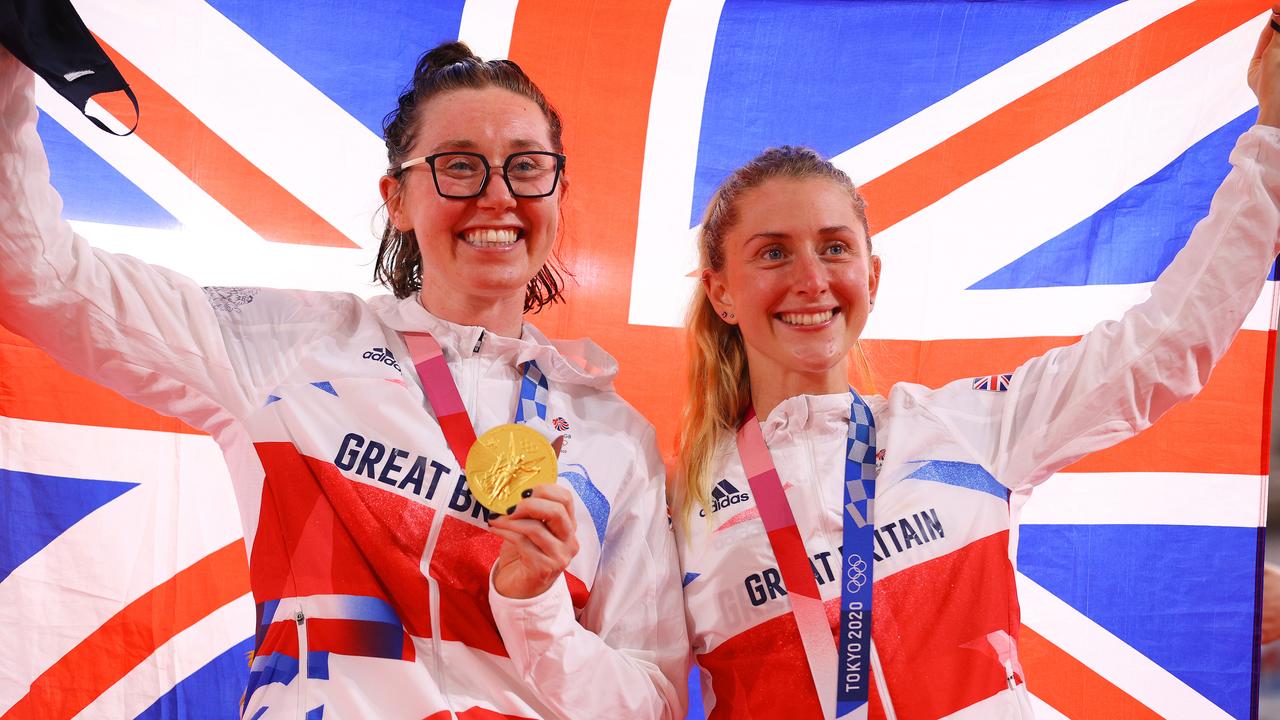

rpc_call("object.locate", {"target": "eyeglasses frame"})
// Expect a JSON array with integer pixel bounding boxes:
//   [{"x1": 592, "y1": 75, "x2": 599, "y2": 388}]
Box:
[{"x1": 392, "y1": 150, "x2": 567, "y2": 199}]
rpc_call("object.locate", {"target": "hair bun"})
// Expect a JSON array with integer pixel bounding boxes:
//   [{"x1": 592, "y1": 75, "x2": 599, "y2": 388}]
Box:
[{"x1": 416, "y1": 41, "x2": 482, "y2": 77}]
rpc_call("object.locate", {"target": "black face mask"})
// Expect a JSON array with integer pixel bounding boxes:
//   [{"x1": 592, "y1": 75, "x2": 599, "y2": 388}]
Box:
[{"x1": 0, "y1": 0, "x2": 138, "y2": 135}]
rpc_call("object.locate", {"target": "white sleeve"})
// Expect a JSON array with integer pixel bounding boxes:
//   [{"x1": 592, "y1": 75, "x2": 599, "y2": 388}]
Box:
[
  {"x1": 488, "y1": 426, "x2": 690, "y2": 720},
  {"x1": 0, "y1": 50, "x2": 251, "y2": 430},
  {"x1": 978, "y1": 125, "x2": 1280, "y2": 488}
]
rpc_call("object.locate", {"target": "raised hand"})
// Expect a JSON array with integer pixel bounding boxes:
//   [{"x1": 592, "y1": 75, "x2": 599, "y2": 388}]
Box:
[
  {"x1": 1249, "y1": 6, "x2": 1280, "y2": 127},
  {"x1": 489, "y1": 483, "x2": 581, "y2": 599}
]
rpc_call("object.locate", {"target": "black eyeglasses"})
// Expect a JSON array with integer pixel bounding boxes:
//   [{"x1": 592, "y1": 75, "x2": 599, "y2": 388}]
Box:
[{"x1": 393, "y1": 151, "x2": 566, "y2": 199}]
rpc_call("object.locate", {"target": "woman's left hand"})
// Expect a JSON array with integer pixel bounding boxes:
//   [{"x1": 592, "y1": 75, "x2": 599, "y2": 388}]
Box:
[{"x1": 489, "y1": 484, "x2": 580, "y2": 599}]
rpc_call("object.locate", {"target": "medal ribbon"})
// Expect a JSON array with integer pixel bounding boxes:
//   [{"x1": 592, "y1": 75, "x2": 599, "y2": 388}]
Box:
[
  {"x1": 402, "y1": 332, "x2": 548, "y2": 468},
  {"x1": 838, "y1": 392, "x2": 877, "y2": 719},
  {"x1": 735, "y1": 390, "x2": 877, "y2": 720}
]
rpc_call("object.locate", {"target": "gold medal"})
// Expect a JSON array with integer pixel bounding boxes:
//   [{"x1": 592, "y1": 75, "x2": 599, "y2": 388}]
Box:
[{"x1": 465, "y1": 423, "x2": 558, "y2": 514}]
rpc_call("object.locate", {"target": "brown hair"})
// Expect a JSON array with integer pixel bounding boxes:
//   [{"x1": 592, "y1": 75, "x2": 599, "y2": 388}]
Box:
[
  {"x1": 375, "y1": 41, "x2": 569, "y2": 312},
  {"x1": 675, "y1": 146, "x2": 874, "y2": 521}
]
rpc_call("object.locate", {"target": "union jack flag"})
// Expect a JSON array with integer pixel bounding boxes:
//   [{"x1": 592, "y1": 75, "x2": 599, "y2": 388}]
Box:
[
  {"x1": 0, "y1": 1, "x2": 1271, "y2": 719},
  {"x1": 972, "y1": 373, "x2": 1013, "y2": 392}
]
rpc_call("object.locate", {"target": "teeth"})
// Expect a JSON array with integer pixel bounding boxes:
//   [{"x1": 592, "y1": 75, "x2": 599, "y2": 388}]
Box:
[
  {"x1": 462, "y1": 228, "x2": 519, "y2": 247},
  {"x1": 779, "y1": 310, "x2": 834, "y2": 326}
]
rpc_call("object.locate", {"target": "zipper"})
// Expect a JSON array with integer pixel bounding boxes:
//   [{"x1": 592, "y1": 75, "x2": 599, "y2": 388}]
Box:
[
  {"x1": 295, "y1": 608, "x2": 308, "y2": 720},
  {"x1": 427, "y1": 333, "x2": 481, "y2": 712},
  {"x1": 870, "y1": 642, "x2": 897, "y2": 720},
  {"x1": 1007, "y1": 659, "x2": 1033, "y2": 719},
  {"x1": 424, "y1": 513, "x2": 448, "y2": 709}
]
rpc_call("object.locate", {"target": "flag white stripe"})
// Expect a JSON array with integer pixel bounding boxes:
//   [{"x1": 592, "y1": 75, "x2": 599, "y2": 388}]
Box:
[
  {"x1": 0, "y1": 417, "x2": 241, "y2": 715},
  {"x1": 1018, "y1": 572, "x2": 1233, "y2": 720},
  {"x1": 67, "y1": 219, "x2": 378, "y2": 294},
  {"x1": 65, "y1": 222, "x2": 1277, "y2": 336},
  {"x1": 1027, "y1": 695, "x2": 1072, "y2": 720},
  {"x1": 75, "y1": 0, "x2": 386, "y2": 249},
  {"x1": 460, "y1": 0, "x2": 520, "y2": 60},
  {"x1": 36, "y1": 82, "x2": 259, "y2": 244},
  {"x1": 837, "y1": 0, "x2": 1201, "y2": 185},
  {"x1": 627, "y1": 0, "x2": 1208, "y2": 329},
  {"x1": 866, "y1": 15, "x2": 1264, "y2": 340},
  {"x1": 39, "y1": 86, "x2": 376, "y2": 295},
  {"x1": 71, "y1": 594, "x2": 255, "y2": 720},
  {"x1": 1018, "y1": 472, "x2": 1266, "y2": 528},
  {"x1": 628, "y1": 0, "x2": 727, "y2": 327}
]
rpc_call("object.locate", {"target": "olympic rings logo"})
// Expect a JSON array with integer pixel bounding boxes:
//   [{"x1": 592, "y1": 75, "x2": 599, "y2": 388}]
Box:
[{"x1": 846, "y1": 555, "x2": 868, "y2": 593}]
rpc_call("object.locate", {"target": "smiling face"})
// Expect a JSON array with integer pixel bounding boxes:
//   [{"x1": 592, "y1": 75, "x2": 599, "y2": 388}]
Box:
[
  {"x1": 380, "y1": 86, "x2": 561, "y2": 315},
  {"x1": 705, "y1": 176, "x2": 880, "y2": 383}
]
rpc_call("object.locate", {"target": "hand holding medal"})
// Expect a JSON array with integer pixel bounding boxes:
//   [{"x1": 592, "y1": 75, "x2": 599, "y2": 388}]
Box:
[
  {"x1": 488, "y1": 482, "x2": 580, "y2": 599},
  {"x1": 469, "y1": 425, "x2": 579, "y2": 599},
  {"x1": 402, "y1": 332, "x2": 580, "y2": 600}
]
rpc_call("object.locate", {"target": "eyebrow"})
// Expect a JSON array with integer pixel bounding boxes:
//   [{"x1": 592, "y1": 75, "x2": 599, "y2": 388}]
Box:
[
  {"x1": 746, "y1": 225, "x2": 857, "y2": 242},
  {"x1": 428, "y1": 138, "x2": 549, "y2": 153}
]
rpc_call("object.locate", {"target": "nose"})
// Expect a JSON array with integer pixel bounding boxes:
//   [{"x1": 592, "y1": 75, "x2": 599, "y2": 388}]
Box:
[
  {"x1": 476, "y1": 166, "x2": 517, "y2": 210},
  {"x1": 792, "y1": 249, "x2": 830, "y2": 296}
]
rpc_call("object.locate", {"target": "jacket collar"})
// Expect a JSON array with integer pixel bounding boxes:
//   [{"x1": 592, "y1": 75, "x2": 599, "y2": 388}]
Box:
[
  {"x1": 757, "y1": 391, "x2": 887, "y2": 445},
  {"x1": 369, "y1": 294, "x2": 619, "y2": 391}
]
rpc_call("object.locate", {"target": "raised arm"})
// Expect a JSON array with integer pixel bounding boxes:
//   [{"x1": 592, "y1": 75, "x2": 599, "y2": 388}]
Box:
[
  {"x1": 0, "y1": 48, "x2": 251, "y2": 429},
  {"x1": 977, "y1": 13, "x2": 1280, "y2": 487}
]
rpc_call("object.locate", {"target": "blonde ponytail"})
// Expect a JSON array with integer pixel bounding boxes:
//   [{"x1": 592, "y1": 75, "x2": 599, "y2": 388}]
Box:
[{"x1": 675, "y1": 283, "x2": 753, "y2": 522}]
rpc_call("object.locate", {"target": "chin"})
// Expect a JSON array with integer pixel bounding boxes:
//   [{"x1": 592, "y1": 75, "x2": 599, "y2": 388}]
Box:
[{"x1": 787, "y1": 352, "x2": 844, "y2": 375}]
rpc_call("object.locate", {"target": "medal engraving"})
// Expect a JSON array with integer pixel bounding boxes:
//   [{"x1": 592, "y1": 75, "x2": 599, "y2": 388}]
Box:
[{"x1": 465, "y1": 424, "x2": 557, "y2": 513}]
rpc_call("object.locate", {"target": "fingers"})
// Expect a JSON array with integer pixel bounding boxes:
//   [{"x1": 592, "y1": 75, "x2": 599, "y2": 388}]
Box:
[
  {"x1": 488, "y1": 483, "x2": 580, "y2": 574},
  {"x1": 1254, "y1": 13, "x2": 1274, "y2": 66},
  {"x1": 492, "y1": 514, "x2": 576, "y2": 558},
  {"x1": 489, "y1": 524, "x2": 558, "y2": 561},
  {"x1": 1251, "y1": 10, "x2": 1280, "y2": 126},
  {"x1": 488, "y1": 517, "x2": 576, "y2": 563},
  {"x1": 499, "y1": 484, "x2": 576, "y2": 539}
]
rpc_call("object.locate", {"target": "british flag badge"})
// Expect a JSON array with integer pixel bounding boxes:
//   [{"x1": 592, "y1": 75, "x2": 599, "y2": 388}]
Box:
[{"x1": 972, "y1": 373, "x2": 1012, "y2": 392}]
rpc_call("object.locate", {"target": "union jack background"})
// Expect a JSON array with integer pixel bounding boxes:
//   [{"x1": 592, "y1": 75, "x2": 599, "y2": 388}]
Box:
[{"x1": 0, "y1": 1, "x2": 1273, "y2": 719}]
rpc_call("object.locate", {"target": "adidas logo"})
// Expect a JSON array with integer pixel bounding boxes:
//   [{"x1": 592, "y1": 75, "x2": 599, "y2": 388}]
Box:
[
  {"x1": 362, "y1": 347, "x2": 402, "y2": 371},
  {"x1": 699, "y1": 478, "x2": 751, "y2": 517}
]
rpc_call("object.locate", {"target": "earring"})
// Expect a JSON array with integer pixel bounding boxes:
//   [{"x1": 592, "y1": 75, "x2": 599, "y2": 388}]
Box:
[{"x1": 720, "y1": 310, "x2": 735, "y2": 320}]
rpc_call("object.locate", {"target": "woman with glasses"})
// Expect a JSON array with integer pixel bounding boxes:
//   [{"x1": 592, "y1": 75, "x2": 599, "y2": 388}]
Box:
[
  {"x1": 0, "y1": 41, "x2": 686, "y2": 719},
  {"x1": 671, "y1": 13, "x2": 1280, "y2": 720}
]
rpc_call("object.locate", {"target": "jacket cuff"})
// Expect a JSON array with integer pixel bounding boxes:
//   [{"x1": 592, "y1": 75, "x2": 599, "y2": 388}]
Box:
[
  {"x1": 1238, "y1": 123, "x2": 1280, "y2": 179},
  {"x1": 488, "y1": 568, "x2": 577, "y2": 676}
]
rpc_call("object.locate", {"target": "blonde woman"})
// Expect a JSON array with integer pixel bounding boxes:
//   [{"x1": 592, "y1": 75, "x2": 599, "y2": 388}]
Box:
[{"x1": 673, "y1": 13, "x2": 1280, "y2": 720}]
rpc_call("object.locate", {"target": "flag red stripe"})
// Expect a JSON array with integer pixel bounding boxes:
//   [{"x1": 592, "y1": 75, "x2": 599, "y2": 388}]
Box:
[
  {"x1": 1, "y1": 541, "x2": 250, "y2": 720},
  {"x1": 1019, "y1": 624, "x2": 1163, "y2": 719},
  {"x1": 865, "y1": 329, "x2": 1271, "y2": 475},
  {"x1": 0, "y1": 324, "x2": 201, "y2": 434},
  {"x1": 860, "y1": 0, "x2": 1269, "y2": 233},
  {"x1": 506, "y1": 0, "x2": 678, "y2": 441},
  {"x1": 1261, "y1": 329, "x2": 1277, "y2": 476},
  {"x1": 90, "y1": 39, "x2": 357, "y2": 249},
  {"x1": 3, "y1": 316, "x2": 1267, "y2": 473}
]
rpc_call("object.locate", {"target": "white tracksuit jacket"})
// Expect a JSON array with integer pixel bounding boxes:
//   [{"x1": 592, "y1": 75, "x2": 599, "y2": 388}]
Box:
[
  {"x1": 675, "y1": 125, "x2": 1280, "y2": 720},
  {"x1": 0, "y1": 52, "x2": 687, "y2": 720}
]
